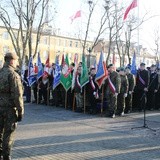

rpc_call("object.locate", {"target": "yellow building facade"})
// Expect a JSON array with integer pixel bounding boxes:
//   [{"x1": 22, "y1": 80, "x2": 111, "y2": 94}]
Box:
[{"x1": 0, "y1": 26, "x2": 93, "y2": 65}]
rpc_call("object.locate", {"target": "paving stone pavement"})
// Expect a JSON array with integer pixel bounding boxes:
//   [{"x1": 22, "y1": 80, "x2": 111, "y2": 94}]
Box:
[{"x1": 12, "y1": 103, "x2": 160, "y2": 160}]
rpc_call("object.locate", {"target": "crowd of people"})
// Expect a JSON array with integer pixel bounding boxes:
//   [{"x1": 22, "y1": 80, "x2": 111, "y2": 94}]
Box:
[{"x1": 23, "y1": 60, "x2": 160, "y2": 118}]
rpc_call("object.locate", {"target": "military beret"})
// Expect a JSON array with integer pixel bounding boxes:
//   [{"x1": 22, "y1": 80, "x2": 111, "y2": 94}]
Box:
[
  {"x1": 107, "y1": 64, "x2": 114, "y2": 68},
  {"x1": 140, "y1": 62, "x2": 145, "y2": 66},
  {"x1": 4, "y1": 52, "x2": 19, "y2": 60},
  {"x1": 119, "y1": 67, "x2": 125, "y2": 71},
  {"x1": 125, "y1": 66, "x2": 131, "y2": 70},
  {"x1": 150, "y1": 64, "x2": 156, "y2": 68}
]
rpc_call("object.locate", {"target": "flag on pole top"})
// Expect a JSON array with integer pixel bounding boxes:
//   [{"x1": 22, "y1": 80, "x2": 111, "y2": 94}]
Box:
[
  {"x1": 60, "y1": 54, "x2": 72, "y2": 91},
  {"x1": 95, "y1": 52, "x2": 108, "y2": 89},
  {"x1": 80, "y1": 54, "x2": 89, "y2": 87},
  {"x1": 72, "y1": 53, "x2": 79, "y2": 90},
  {"x1": 37, "y1": 52, "x2": 43, "y2": 80},
  {"x1": 131, "y1": 52, "x2": 137, "y2": 75},
  {"x1": 70, "y1": 10, "x2": 81, "y2": 23},
  {"x1": 53, "y1": 56, "x2": 61, "y2": 90},
  {"x1": 123, "y1": 0, "x2": 137, "y2": 20},
  {"x1": 27, "y1": 56, "x2": 37, "y2": 86},
  {"x1": 43, "y1": 54, "x2": 50, "y2": 77}
]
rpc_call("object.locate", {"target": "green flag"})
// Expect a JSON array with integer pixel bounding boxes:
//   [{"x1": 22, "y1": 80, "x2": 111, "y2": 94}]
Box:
[
  {"x1": 60, "y1": 54, "x2": 72, "y2": 91},
  {"x1": 80, "y1": 54, "x2": 89, "y2": 87}
]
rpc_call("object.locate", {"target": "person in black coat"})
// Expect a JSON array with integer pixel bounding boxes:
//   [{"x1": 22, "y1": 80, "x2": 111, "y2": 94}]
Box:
[
  {"x1": 134, "y1": 63, "x2": 149, "y2": 111},
  {"x1": 87, "y1": 66, "x2": 99, "y2": 114},
  {"x1": 23, "y1": 67, "x2": 31, "y2": 103},
  {"x1": 146, "y1": 64, "x2": 158, "y2": 110}
]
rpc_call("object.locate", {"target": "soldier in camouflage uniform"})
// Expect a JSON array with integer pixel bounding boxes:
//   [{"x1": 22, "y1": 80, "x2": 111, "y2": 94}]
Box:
[
  {"x1": 0, "y1": 52, "x2": 24, "y2": 160},
  {"x1": 104, "y1": 64, "x2": 121, "y2": 118},
  {"x1": 125, "y1": 67, "x2": 135, "y2": 113},
  {"x1": 117, "y1": 67, "x2": 128, "y2": 116},
  {"x1": 74, "y1": 66, "x2": 84, "y2": 112}
]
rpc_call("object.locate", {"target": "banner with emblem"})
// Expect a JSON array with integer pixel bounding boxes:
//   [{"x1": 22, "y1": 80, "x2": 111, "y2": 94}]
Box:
[
  {"x1": 95, "y1": 52, "x2": 108, "y2": 89},
  {"x1": 53, "y1": 56, "x2": 61, "y2": 90},
  {"x1": 27, "y1": 56, "x2": 37, "y2": 86},
  {"x1": 80, "y1": 54, "x2": 89, "y2": 87},
  {"x1": 37, "y1": 52, "x2": 43, "y2": 80},
  {"x1": 60, "y1": 54, "x2": 72, "y2": 91}
]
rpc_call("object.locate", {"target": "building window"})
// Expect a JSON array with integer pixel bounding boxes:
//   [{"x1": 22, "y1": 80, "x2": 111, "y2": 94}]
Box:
[
  {"x1": 69, "y1": 41, "x2": 72, "y2": 47},
  {"x1": 43, "y1": 37, "x2": 48, "y2": 45},
  {"x1": 59, "y1": 39, "x2": 61, "y2": 46},
  {"x1": 2, "y1": 32, "x2": 9, "y2": 40},
  {"x1": 75, "y1": 42, "x2": 78, "y2": 48},
  {"x1": 64, "y1": 40, "x2": 68, "y2": 47}
]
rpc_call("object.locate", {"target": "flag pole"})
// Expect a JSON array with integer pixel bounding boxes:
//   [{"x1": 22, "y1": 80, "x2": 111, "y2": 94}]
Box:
[
  {"x1": 84, "y1": 86, "x2": 86, "y2": 114},
  {"x1": 101, "y1": 84, "x2": 104, "y2": 115},
  {"x1": 37, "y1": 82, "x2": 39, "y2": 104},
  {"x1": 65, "y1": 91, "x2": 67, "y2": 109},
  {"x1": 72, "y1": 92, "x2": 76, "y2": 111},
  {"x1": 137, "y1": 0, "x2": 140, "y2": 55},
  {"x1": 47, "y1": 81, "x2": 50, "y2": 105}
]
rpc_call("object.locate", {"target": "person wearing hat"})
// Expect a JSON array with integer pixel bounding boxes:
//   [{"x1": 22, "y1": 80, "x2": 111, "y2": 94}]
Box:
[
  {"x1": 146, "y1": 64, "x2": 158, "y2": 110},
  {"x1": 117, "y1": 67, "x2": 129, "y2": 116},
  {"x1": 0, "y1": 52, "x2": 24, "y2": 160},
  {"x1": 134, "y1": 62, "x2": 149, "y2": 111},
  {"x1": 104, "y1": 64, "x2": 121, "y2": 118},
  {"x1": 125, "y1": 67, "x2": 135, "y2": 114}
]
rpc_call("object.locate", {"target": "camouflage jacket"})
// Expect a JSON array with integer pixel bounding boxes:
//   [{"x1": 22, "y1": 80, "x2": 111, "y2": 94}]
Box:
[
  {"x1": 120, "y1": 75, "x2": 128, "y2": 94},
  {"x1": 104, "y1": 71, "x2": 121, "y2": 94},
  {"x1": 126, "y1": 73, "x2": 135, "y2": 92},
  {"x1": 0, "y1": 62, "x2": 24, "y2": 115}
]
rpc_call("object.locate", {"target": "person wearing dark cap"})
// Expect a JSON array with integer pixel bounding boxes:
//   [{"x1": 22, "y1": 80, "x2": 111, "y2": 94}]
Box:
[
  {"x1": 104, "y1": 64, "x2": 121, "y2": 118},
  {"x1": 117, "y1": 67, "x2": 128, "y2": 116},
  {"x1": 125, "y1": 67, "x2": 135, "y2": 114},
  {"x1": 0, "y1": 52, "x2": 24, "y2": 160},
  {"x1": 146, "y1": 64, "x2": 158, "y2": 110},
  {"x1": 134, "y1": 62, "x2": 149, "y2": 111}
]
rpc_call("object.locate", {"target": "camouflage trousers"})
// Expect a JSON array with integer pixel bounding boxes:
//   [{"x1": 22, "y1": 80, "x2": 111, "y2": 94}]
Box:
[
  {"x1": 106, "y1": 93, "x2": 117, "y2": 114},
  {"x1": 75, "y1": 93, "x2": 84, "y2": 109},
  {"x1": 0, "y1": 108, "x2": 17, "y2": 157},
  {"x1": 117, "y1": 93, "x2": 126, "y2": 113}
]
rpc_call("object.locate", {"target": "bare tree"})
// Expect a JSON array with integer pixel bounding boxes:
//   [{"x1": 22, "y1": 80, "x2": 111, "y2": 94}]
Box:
[
  {"x1": 124, "y1": 12, "x2": 158, "y2": 64},
  {"x1": 0, "y1": 0, "x2": 50, "y2": 67},
  {"x1": 152, "y1": 26, "x2": 160, "y2": 63}
]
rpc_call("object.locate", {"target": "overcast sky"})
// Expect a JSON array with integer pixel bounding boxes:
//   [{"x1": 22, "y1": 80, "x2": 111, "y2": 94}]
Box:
[{"x1": 53, "y1": 0, "x2": 160, "y2": 51}]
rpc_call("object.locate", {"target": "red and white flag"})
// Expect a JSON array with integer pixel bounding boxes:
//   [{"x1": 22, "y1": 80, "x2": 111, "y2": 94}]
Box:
[
  {"x1": 123, "y1": 0, "x2": 137, "y2": 20},
  {"x1": 43, "y1": 55, "x2": 50, "y2": 77},
  {"x1": 72, "y1": 53, "x2": 79, "y2": 90},
  {"x1": 70, "y1": 10, "x2": 81, "y2": 23}
]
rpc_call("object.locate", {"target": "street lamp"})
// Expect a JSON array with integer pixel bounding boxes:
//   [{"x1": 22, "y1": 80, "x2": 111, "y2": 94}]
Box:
[{"x1": 104, "y1": 0, "x2": 110, "y2": 10}]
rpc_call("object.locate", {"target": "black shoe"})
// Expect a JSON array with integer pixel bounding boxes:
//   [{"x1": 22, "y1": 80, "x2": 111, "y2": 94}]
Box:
[
  {"x1": 24, "y1": 100, "x2": 31, "y2": 103},
  {"x1": 3, "y1": 155, "x2": 11, "y2": 160},
  {"x1": 75, "y1": 108, "x2": 82, "y2": 113}
]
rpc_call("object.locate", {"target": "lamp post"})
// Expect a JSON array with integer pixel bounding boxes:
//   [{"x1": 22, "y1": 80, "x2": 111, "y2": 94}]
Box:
[{"x1": 104, "y1": 0, "x2": 110, "y2": 10}]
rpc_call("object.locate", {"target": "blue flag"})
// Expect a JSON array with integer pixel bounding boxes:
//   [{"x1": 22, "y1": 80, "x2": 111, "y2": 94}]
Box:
[
  {"x1": 131, "y1": 52, "x2": 137, "y2": 75},
  {"x1": 37, "y1": 52, "x2": 43, "y2": 80},
  {"x1": 27, "y1": 56, "x2": 37, "y2": 86},
  {"x1": 95, "y1": 52, "x2": 108, "y2": 88},
  {"x1": 53, "y1": 56, "x2": 61, "y2": 90}
]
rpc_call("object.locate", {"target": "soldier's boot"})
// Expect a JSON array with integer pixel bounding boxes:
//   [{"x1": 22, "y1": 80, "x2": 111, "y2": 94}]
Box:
[
  {"x1": 3, "y1": 155, "x2": 11, "y2": 160},
  {"x1": 0, "y1": 150, "x2": 2, "y2": 160}
]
